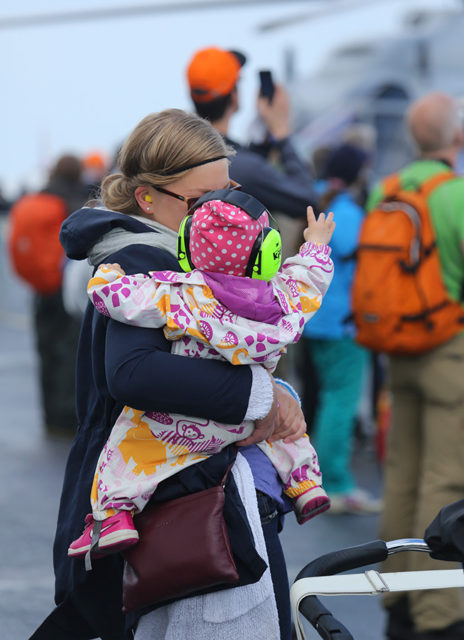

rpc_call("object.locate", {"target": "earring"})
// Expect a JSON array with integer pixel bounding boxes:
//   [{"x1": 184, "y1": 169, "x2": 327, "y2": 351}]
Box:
[{"x1": 146, "y1": 207, "x2": 150, "y2": 211}]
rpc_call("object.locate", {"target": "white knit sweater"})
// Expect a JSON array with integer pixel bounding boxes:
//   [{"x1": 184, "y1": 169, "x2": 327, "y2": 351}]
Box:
[{"x1": 134, "y1": 453, "x2": 280, "y2": 640}]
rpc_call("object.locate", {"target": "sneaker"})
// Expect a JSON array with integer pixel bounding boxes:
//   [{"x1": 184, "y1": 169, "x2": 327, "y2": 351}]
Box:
[
  {"x1": 327, "y1": 489, "x2": 383, "y2": 515},
  {"x1": 68, "y1": 512, "x2": 139, "y2": 558},
  {"x1": 295, "y1": 487, "x2": 331, "y2": 524}
]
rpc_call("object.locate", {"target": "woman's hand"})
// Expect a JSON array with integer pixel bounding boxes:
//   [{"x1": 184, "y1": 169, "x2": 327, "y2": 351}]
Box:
[
  {"x1": 303, "y1": 206, "x2": 335, "y2": 245},
  {"x1": 268, "y1": 384, "x2": 307, "y2": 444},
  {"x1": 236, "y1": 377, "x2": 307, "y2": 447},
  {"x1": 236, "y1": 376, "x2": 280, "y2": 447}
]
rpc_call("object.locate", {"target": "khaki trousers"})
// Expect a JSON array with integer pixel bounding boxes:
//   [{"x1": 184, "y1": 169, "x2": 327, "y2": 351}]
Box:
[{"x1": 379, "y1": 333, "x2": 464, "y2": 632}]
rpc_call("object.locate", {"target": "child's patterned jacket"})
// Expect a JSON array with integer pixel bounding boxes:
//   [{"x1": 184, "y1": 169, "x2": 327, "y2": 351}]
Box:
[{"x1": 87, "y1": 241, "x2": 334, "y2": 519}]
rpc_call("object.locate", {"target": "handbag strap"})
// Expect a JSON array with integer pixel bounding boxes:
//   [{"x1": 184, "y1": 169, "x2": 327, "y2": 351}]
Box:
[{"x1": 219, "y1": 450, "x2": 238, "y2": 487}]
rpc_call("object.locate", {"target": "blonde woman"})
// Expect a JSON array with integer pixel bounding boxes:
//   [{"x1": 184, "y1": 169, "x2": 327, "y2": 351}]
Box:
[{"x1": 31, "y1": 110, "x2": 306, "y2": 640}]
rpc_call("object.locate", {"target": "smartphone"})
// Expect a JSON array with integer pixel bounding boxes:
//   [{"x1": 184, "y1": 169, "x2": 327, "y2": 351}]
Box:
[{"x1": 259, "y1": 70, "x2": 275, "y2": 103}]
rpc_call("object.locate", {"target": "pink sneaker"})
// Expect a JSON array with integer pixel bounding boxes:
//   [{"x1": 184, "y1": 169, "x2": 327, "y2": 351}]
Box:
[
  {"x1": 295, "y1": 487, "x2": 331, "y2": 524},
  {"x1": 68, "y1": 512, "x2": 139, "y2": 559}
]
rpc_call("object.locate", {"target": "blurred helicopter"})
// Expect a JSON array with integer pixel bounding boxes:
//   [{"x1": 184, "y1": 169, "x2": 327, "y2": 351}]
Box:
[
  {"x1": 2, "y1": 0, "x2": 464, "y2": 185},
  {"x1": 259, "y1": 2, "x2": 464, "y2": 180}
]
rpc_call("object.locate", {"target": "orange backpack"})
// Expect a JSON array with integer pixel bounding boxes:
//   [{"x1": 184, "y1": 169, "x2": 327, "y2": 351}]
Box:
[
  {"x1": 8, "y1": 192, "x2": 67, "y2": 294},
  {"x1": 352, "y1": 171, "x2": 464, "y2": 355}
]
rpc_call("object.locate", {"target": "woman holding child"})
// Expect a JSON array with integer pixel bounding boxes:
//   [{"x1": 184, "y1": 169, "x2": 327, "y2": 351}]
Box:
[{"x1": 31, "y1": 109, "x2": 328, "y2": 640}]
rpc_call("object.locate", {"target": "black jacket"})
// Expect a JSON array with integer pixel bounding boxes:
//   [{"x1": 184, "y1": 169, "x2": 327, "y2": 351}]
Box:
[
  {"x1": 225, "y1": 136, "x2": 317, "y2": 218},
  {"x1": 51, "y1": 207, "x2": 257, "y2": 639}
]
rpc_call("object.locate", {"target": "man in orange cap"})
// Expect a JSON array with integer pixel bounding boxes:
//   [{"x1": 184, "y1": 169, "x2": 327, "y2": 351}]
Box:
[{"x1": 186, "y1": 46, "x2": 317, "y2": 234}]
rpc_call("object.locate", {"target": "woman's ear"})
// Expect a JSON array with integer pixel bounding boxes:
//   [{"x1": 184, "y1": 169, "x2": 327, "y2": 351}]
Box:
[{"x1": 135, "y1": 186, "x2": 152, "y2": 212}]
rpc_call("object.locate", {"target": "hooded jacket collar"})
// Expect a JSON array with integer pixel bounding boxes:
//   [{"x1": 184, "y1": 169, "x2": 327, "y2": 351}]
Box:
[{"x1": 60, "y1": 206, "x2": 178, "y2": 266}]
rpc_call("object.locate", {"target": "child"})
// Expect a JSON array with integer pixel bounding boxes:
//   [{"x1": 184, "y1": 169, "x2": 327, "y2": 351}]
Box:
[{"x1": 68, "y1": 192, "x2": 335, "y2": 560}]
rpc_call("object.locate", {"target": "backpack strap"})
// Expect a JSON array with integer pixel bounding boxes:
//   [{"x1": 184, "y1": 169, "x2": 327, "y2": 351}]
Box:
[
  {"x1": 420, "y1": 171, "x2": 456, "y2": 198},
  {"x1": 381, "y1": 173, "x2": 401, "y2": 199},
  {"x1": 382, "y1": 170, "x2": 456, "y2": 200},
  {"x1": 419, "y1": 170, "x2": 463, "y2": 301}
]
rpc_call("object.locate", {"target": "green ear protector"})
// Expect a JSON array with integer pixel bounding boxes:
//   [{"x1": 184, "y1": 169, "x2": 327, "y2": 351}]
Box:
[{"x1": 177, "y1": 189, "x2": 282, "y2": 281}]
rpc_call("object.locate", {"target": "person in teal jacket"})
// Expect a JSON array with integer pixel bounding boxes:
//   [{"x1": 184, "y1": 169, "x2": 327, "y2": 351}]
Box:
[{"x1": 303, "y1": 143, "x2": 381, "y2": 514}]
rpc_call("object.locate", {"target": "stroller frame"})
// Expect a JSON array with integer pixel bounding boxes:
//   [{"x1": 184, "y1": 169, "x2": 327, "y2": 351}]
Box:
[{"x1": 290, "y1": 538, "x2": 464, "y2": 640}]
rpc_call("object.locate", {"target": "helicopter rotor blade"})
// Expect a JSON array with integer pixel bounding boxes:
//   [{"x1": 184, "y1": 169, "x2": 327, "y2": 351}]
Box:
[
  {"x1": 0, "y1": 0, "x2": 316, "y2": 31},
  {"x1": 257, "y1": 0, "x2": 390, "y2": 33}
]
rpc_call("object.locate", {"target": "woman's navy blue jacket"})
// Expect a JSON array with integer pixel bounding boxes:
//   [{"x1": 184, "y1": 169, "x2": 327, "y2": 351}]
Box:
[{"x1": 49, "y1": 207, "x2": 258, "y2": 639}]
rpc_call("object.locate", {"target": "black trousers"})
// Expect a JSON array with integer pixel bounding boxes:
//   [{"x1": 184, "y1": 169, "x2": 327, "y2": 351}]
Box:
[
  {"x1": 33, "y1": 290, "x2": 81, "y2": 430},
  {"x1": 28, "y1": 598, "x2": 129, "y2": 640}
]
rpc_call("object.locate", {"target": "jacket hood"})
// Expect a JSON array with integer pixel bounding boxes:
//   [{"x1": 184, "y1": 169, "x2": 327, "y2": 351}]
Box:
[{"x1": 59, "y1": 207, "x2": 161, "y2": 261}]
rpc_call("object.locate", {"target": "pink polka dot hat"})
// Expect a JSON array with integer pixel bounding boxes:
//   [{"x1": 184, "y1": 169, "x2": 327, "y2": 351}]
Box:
[{"x1": 189, "y1": 199, "x2": 270, "y2": 276}]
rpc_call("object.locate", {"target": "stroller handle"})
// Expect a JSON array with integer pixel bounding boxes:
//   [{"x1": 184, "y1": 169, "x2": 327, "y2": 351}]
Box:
[
  {"x1": 293, "y1": 538, "x2": 430, "y2": 639},
  {"x1": 295, "y1": 539, "x2": 389, "y2": 583},
  {"x1": 386, "y1": 538, "x2": 430, "y2": 554}
]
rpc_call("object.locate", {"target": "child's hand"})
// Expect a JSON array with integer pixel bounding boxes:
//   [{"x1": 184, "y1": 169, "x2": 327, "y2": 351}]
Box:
[
  {"x1": 303, "y1": 206, "x2": 336, "y2": 245},
  {"x1": 98, "y1": 263, "x2": 126, "y2": 275}
]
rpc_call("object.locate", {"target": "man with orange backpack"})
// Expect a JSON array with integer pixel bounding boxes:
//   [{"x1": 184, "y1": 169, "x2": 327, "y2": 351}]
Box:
[
  {"x1": 8, "y1": 154, "x2": 87, "y2": 434},
  {"x1": 354, "y1": 93, "x2": 464, "y2": 640}
]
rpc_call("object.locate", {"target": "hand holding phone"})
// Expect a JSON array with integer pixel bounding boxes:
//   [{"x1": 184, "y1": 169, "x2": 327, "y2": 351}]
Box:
[
  {"x1": 259, "y1": 70, "x2": 275, "y2": 104},
  {"x1": 257, "y1": 74, "x2": 290, "y2": 141}
]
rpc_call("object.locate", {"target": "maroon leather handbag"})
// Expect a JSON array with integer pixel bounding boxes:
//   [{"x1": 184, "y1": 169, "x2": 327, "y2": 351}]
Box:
[{"x1": 122, "y1": 464, "x2": 239, "y2": 612}]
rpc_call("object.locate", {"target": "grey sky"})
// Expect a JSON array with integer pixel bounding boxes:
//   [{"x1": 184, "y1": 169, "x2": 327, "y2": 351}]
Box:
[{"x1": 1, "y1": 0, "x2": 458, "y2": 196}]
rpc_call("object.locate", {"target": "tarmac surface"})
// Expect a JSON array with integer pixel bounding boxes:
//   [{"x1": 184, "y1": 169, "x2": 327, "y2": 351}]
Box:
[{"x1": 0, "y1": 216, "x2": 386, "y2": 640}]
